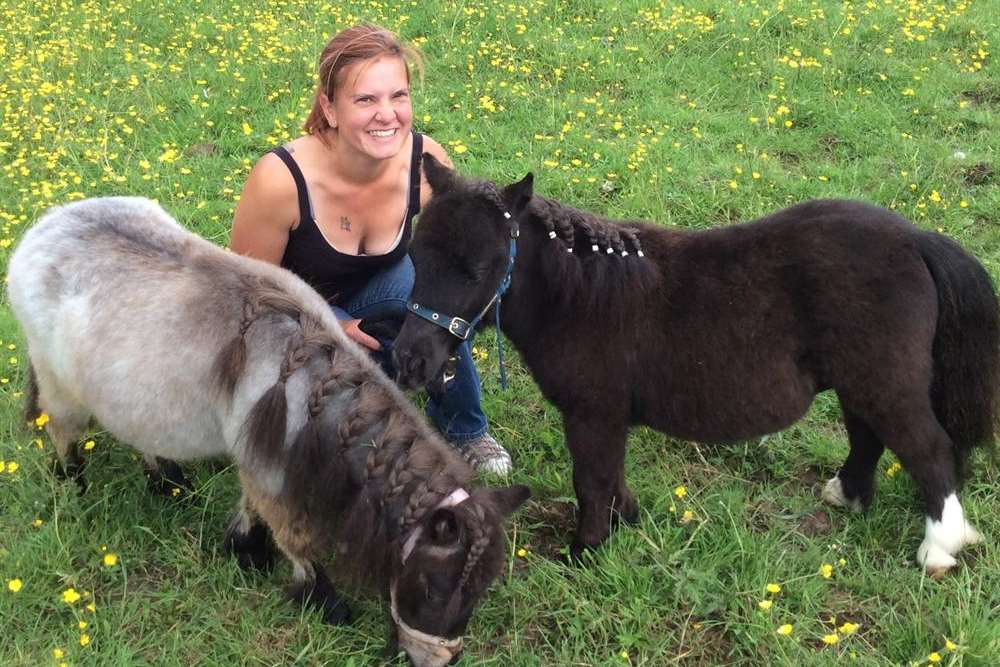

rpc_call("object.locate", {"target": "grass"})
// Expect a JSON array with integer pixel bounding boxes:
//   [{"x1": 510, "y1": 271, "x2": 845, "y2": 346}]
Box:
[{"x1": 1, "y1": 0, "x2": 999, "y2": 664}]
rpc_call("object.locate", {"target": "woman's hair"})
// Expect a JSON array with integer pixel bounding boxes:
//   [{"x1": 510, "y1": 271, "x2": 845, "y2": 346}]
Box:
[{"x1": 303, "y1": 24, "x2": 423, "y2": 136}]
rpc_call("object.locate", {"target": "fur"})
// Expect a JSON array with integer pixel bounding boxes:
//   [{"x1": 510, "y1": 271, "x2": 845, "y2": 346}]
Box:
[
  {"x1": 395, "y1": 156, "x2": 998, "y2": 571},
  {"x1": 7, "y1": 196, "x2": 529, "y2": 666}
]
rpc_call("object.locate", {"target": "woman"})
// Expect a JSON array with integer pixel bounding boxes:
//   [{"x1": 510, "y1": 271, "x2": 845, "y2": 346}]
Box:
[{"x1": 230, "y1": 24, "x2": 511, "y2": 474}]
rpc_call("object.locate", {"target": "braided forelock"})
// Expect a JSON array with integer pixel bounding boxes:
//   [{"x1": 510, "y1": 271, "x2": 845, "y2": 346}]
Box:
[{"x1": 458, "y1": 502, "x2": 491, "y2": 589}]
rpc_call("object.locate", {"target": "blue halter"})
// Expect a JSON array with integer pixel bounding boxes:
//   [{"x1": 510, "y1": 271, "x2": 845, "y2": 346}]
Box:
[{"x1": 407, "y1": 212, "x2": 518, "y2": 388}]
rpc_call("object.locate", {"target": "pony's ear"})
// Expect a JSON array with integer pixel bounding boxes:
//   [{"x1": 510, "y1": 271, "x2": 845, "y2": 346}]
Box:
[
  {"x1": 484, "y1": 484, "x2": 531, "y2": 519},
  {"x1": 501, "y1": 173, "x2": 534, "y2": 218},
  {"x1": 428, "y1": 508, "x2": 461, "y2": 545},
  {"x1": 423, "y1": 153, "x2": 455, "y2": 195}
]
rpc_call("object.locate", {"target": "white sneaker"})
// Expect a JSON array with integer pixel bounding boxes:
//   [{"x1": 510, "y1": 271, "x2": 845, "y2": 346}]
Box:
[{"x1": 455, "y1": 433, "x2": 512, "y2": 475}]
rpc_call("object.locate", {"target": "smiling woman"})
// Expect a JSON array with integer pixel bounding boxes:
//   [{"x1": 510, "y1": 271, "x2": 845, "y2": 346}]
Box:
[{"x1": 230, "y1": 24, "x2": 513, "y2": 474}]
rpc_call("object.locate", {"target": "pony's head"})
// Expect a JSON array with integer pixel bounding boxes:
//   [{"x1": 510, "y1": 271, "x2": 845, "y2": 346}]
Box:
[
  {"x1": 395, "y1": 154, "x2": 533, "y2": 390},
  {"x1": 389, "y1": 483, "x2": 530, "y2": 666}
]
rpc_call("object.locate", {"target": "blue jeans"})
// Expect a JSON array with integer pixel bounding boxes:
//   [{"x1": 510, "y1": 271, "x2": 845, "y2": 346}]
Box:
[{"x1": 332, "y1": 255, "x2": 488, "y2": 443}]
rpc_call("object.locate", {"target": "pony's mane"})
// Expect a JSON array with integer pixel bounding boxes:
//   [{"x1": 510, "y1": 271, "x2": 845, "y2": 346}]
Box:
[
  {"x1": 519, "y1": 193, "x2": 661, "y2": 319},
  {"x1": 211, "y1": 272, "x2": 489, "y2": 590}
]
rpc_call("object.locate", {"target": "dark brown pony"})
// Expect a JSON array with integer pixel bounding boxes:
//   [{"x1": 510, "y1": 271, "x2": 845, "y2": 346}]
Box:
[{"x1": 394, "y1": 156, "x2": 998, "y2": 573}]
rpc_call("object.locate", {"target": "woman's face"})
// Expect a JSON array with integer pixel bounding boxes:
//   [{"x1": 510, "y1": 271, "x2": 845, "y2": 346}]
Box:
[{"x1": 329, "y1": 55, "x2": 412, "y2": 161}]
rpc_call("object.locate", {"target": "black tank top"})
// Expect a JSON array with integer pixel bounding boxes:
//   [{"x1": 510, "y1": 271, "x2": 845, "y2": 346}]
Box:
[{"x1": 273, "y1": 132, "x2": 423, "y2": 305}]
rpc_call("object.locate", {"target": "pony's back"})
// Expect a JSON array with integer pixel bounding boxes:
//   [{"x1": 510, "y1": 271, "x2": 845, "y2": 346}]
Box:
[{"x1": 7, "y1": 197, "x2": 351, "y2": 462}]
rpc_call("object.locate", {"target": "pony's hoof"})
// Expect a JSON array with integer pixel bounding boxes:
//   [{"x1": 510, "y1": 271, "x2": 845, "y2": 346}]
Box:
[
  {"x1": 614, "y1": 499, "x2": 640, "y2": 527},
  {"x1": 962, "y1": 523, "x2": 984, "y2": 547},
  {"x1": 222, "y1": 523, "x2": 274, "y2": 573},
  {"x1": 917, "y1": 540, "x2": 958, "y2": 575},
  {"x1": 319, "y1": 597, "x2": 352, "y2": 625},
  {"x1": 565, "y1": 540, "x2": 597, "y2": 565},
  {"x1": 290, "y1": 582, "x2": 352, "y2": 625},
  {"x1": 821, "y1": 477, "x2": 863, "y2": 513}
]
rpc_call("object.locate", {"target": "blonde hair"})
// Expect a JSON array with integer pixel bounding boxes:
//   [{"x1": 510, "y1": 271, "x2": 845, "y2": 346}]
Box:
[{"x1": 303, "y1": 24, "x2": 423, "y2": 135}]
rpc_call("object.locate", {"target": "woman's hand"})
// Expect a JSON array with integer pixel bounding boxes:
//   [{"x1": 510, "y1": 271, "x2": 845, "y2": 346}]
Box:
[{"x1": 341, "y1": 318, "x2": 382, "y2": 351}]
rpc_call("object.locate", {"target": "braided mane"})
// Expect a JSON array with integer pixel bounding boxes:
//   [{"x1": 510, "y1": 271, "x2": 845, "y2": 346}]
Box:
[
  {"x1": 212, "y1": 273, "x2": 490, "y2": 590},
  {"x1": 519, "y1": 193, "x2": 661, "y2": 319}
]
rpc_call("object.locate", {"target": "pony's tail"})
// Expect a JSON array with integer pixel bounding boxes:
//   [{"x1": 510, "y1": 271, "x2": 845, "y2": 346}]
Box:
[
  {"x1": 23, "y1": 362, "x2": 40, "y2": 426},
  {"x1": 919, "y1": 232, "x2": 999, "y2": 477}
]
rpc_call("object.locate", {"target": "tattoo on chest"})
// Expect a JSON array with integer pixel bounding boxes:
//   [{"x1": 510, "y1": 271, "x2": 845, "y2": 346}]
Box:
[{"x1": 340, "y1": 216, "x2": 351, "y2": 231}]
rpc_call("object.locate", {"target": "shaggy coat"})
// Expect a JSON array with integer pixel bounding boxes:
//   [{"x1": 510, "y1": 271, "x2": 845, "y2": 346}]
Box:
[
  {"x1": 8, "y1": 197, "x2": 528, "y2": 667},
  {"x1": 394, "y1": 156, "x2": 997, "y2": 572}
]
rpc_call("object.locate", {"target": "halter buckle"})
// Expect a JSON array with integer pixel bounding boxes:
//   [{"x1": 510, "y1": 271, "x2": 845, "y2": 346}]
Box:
[{"x1": 447, "y1": 317, "x2": 472, "y2": 340}]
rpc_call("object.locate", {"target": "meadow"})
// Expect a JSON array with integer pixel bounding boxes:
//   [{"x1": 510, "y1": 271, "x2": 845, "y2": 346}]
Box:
[{"x1": 1, "y1": 0, "x2": 998, "y2": 664}]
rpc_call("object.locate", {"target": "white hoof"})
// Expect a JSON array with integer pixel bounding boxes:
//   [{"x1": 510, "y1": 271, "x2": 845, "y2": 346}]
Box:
[
  {"x1": 917, "y1": 540, "x2": 958, "y2": 572},
  {"x1": 962, "y1": 522, "x2": 984, "y2": 547},
  {"x1": 821, "y1": 476, "x2": 863, "y2": 512},
  {"x1": 916, "y1": 494, "x2": 984, "y2": 573}
]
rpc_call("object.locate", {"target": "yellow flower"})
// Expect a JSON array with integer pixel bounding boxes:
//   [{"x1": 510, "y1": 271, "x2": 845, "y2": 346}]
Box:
[
  {"x1": 776, "y1": 624, "x2": 793, "y2": 636},
  {"x1": 79, "y1": 634, "x2": 91, "y2": 646},
  {"x1": 78, "y1": 620, "x2": 88, "y2": 630},
  {"x1": 5, "y1": 461, "x2": 18, "y2": 473},
  {"x1": 929, "y1": 191, "x2": 942, "y2": 202},
  {"x1": 758, "y1": 599, "x2": 773, "y2": 610},
  {"x1": 62, "y1": 588, "x2": 81, "y2": 604},
  {"x1": 839, "y1": 622, "x2": 859, "y2": 634},
  {"x1": 35, "y1": 412, "x2": 50, "y2": 427},
  {"x1": 766, "y1": 583, "x2": 781, "y2": 594},
  {"x1": 7, "y1": 578, "x2": 23, "y2": 593},
  {"x1": 928, "y1": 652, "x2": 941, "y2": 663},
  {"x1": 86, "y1": 602, "x2": 97, "y2": 613},
  {"x1": 945, "y1": 639, "x2": 957, "y2": 651},
  {"x1": 822, "y1": 633, "x2": 839, "y2": 645},
  {"x1": 53, "y1": 648, "x2": 64, "y2": 659},
  {"x1": 681, "y1": 510, "x2": 695, "y2": 523},
  {"x1": 820, "y1": 563, "x2": 833, "y2": 579},
  {"x1": 103, "y1": 553, "x2": 118, "y2": 567},
  {"x1": 516, "y1": 548, "x2": 528, "y2": 558},
  {"x1": 674, "y1": 486, "x2": 687, "y2": 498},
  {"x1": 83, "y1": 440, "x2": 96, "y2": 451}
]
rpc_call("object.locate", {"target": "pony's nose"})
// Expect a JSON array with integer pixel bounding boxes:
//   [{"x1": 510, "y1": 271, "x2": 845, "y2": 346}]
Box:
[{"x1": 393, "y1": 347, "x2": 425, "y2": 386}]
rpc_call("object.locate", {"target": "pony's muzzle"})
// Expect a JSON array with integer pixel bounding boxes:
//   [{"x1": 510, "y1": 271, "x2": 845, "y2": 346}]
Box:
[{"x1": 394, "y1": 319, "x2": 457, "y2": 391}]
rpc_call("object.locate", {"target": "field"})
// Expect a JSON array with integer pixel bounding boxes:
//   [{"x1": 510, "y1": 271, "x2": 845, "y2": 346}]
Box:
[{"x1": 1, "y1": 0, "x2": 998, "y2": 664}]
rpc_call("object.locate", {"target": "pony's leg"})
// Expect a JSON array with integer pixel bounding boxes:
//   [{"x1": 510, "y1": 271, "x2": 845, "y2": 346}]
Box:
[
  {"x1": 142, "y1": 454, "x2": 192, "y2": 498},
  {"x1": 222, "y1": 492, "x2": 275, "y2": 572},
  {"x1": 34, "y1": 366, "x2": 89, "y2": 485},
  {"x1": 822, "y1": 407, "x2": 884, "y2": 513},
  {"x1": 866, "y1": 404, "x2": 982, "y2": 572},
  {"x1": 564, "y1": 415, "x2": 630, "y2": 561},
  {"x1": 273, "y1": 539, "x2": 351, "y2": 625}
]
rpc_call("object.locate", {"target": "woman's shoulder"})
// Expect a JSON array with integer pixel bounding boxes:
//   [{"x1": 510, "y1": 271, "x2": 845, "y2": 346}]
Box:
[{"x1": 244, "y1": 146, "x2": 302, "y2": 202}]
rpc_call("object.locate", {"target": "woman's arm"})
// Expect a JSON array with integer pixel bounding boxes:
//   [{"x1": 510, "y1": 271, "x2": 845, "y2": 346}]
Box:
[{"x1": 230, "y1": 153, "x2": 299, "y2": 263}]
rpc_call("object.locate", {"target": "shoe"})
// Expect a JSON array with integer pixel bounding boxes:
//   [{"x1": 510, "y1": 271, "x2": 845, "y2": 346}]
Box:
[{"x1": 455, "y1": 432, "x2": 512, "y2": 475}]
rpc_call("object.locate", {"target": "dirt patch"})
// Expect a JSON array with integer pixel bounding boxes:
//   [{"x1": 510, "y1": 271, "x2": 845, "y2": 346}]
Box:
[
  {"x1": 797, "y1": 508, "x2": 833, "y2": 537},
  {"x1": 963, "y1": 162, "x2": 994, "y2": 186},
  {"x1": 747, "y1": 499, "x2": 781, "y2": 533},
  {"x1": 961, "y1": 86, "x2": 1000, "y2": 107},
  {"x1": 514, "y1": 498, "x2": 576, "y2": 566},
  {"x1": 185, "y1": 142, "x2": 218, "y2": 157}
]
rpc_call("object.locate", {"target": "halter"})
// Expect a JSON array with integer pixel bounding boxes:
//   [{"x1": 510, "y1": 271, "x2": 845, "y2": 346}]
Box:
[
  {"x1": 407, "y1": 211, "x2": 518, "y2": 388},
  {"x1": 391, "y1": 487, "x2": 470, "y2": 663}
]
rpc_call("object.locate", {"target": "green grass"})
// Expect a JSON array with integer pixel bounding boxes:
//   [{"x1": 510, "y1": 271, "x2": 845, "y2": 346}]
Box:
[{"x1": 2, "y1": 0, "x2": 999, "y2": 664}]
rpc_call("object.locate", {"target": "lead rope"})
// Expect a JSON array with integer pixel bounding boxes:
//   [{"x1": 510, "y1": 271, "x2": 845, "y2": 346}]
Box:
[{"x1": 495, "y1": 297, "x2": 508, "y2": 389}]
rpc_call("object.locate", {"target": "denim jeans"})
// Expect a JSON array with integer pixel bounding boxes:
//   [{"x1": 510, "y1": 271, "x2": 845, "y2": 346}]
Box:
[{"x1": 331, "y1": 255, "x2": 488, "y2": 443}]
